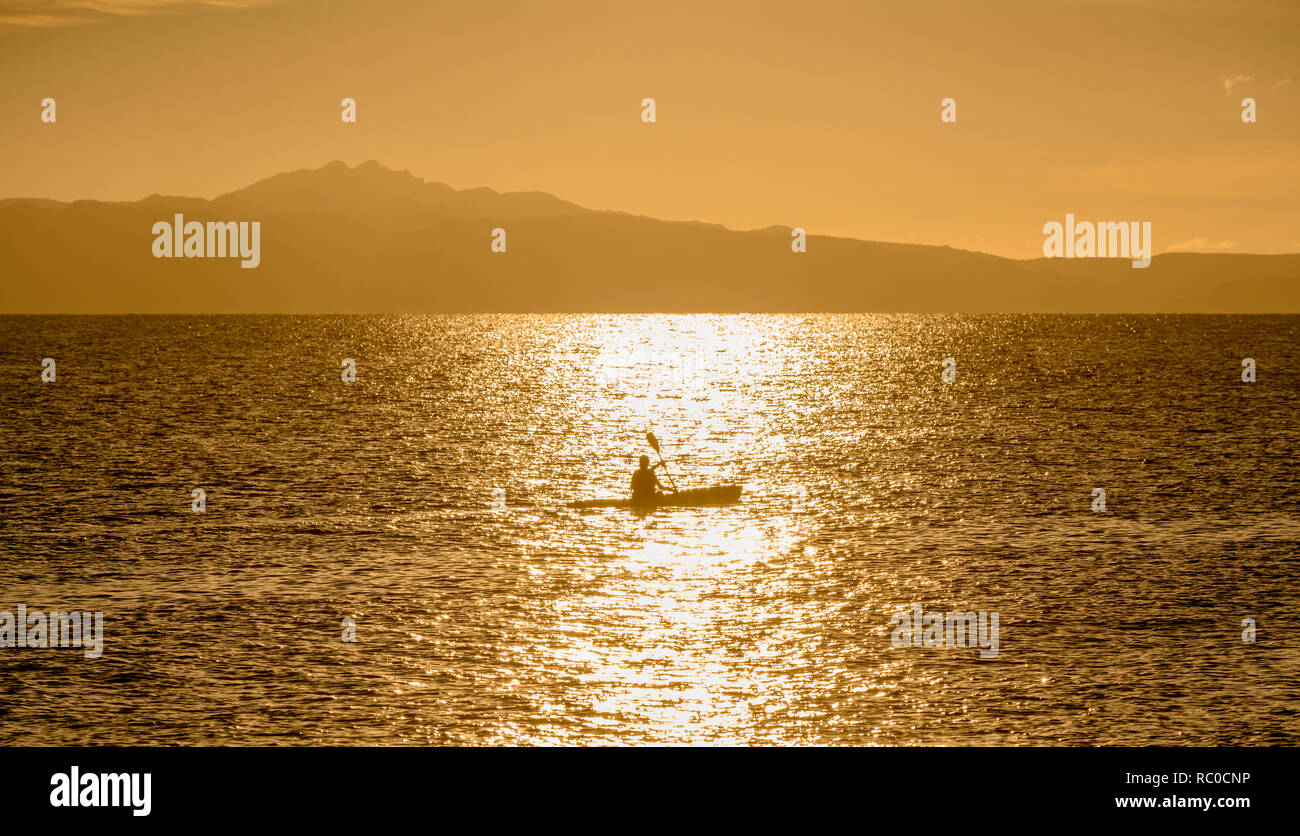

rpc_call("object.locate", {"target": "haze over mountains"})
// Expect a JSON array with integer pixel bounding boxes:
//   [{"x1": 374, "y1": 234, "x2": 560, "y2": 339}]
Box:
[{"x1": 1, "y1": 160, "x2": 1296, "y2": 313}]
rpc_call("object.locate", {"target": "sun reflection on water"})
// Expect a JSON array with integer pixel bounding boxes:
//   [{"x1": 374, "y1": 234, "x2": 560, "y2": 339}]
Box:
[{"x1": 490, "y1": 315, "x2": 858, "y2": 744}]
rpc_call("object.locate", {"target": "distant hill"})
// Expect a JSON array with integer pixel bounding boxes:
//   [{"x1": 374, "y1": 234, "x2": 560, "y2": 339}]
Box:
[{"x1": 1, "y1": 160, "x2": 1296, "y2": 313}]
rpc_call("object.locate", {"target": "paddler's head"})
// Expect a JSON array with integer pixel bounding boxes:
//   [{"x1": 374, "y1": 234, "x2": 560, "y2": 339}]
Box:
[{"x1": 639, "y1": 455, "x2": 650, "y2": 469}]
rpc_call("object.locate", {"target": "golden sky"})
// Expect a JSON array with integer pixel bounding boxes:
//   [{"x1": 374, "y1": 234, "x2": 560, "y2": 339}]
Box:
[{"x1": 1, "y1": 0, "x2": 1296, "y2": 258}]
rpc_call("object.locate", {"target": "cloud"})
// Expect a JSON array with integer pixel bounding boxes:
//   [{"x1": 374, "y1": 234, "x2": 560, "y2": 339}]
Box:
[
  {"x1": 0, "y1": 0, "x2": 274, "y2": 32},
  {"x1": 1270, "y1": 78, "x2": 1294, "y2": 91},
  {"x1": 1221, "y1": 74, "x2": 1254, "y2": 97},
  {"x1": 1164, "y1": 238, "x2": 1238, "y2": 253}
]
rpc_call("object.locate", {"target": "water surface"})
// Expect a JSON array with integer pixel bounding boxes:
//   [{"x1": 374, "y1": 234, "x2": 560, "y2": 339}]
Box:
[{"x1": 1, "y1": 314, "x2": 1296, "y2": 745}]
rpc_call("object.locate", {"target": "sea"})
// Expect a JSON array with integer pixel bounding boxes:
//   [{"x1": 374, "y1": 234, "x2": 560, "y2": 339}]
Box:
[{"x1": 1, "y1": 314, "x2": 1296, "y2": 745}]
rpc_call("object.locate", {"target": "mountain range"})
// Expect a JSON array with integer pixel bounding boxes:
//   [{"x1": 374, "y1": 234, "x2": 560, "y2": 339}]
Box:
[{"x1": 1, "y1": 160, "x2": 1296, "y2": 313}]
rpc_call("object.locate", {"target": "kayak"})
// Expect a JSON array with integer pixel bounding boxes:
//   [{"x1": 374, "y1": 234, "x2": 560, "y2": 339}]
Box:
[{"x1": 569, "y1": 485, "x2": 742, "y2": 509}]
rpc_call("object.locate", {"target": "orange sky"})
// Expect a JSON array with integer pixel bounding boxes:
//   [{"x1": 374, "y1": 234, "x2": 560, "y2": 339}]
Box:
[{"x1": 1, "y1": 0, "x2": 1296, "y2": 258}]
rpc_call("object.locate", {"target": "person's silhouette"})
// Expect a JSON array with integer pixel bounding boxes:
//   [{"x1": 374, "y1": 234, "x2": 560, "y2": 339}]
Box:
[{"x1": 630, "y1": 455, "x2": 667, "y2": 504}]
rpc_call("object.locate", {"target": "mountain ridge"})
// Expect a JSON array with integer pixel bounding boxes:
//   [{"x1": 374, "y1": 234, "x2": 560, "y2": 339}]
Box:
[{"x1": 1, "y1": 161, "x2": 1297, "y2": 313}]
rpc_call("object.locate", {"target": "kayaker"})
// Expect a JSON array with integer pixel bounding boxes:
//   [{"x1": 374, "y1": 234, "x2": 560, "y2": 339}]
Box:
[{"x1": 630, "y1": 455, "x2": 669, "y2": 504}]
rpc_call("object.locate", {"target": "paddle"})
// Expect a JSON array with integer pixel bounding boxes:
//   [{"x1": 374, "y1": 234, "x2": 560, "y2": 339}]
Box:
[{"x1": 646, "y1": 431, "x2": 678, "y2": 493}]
